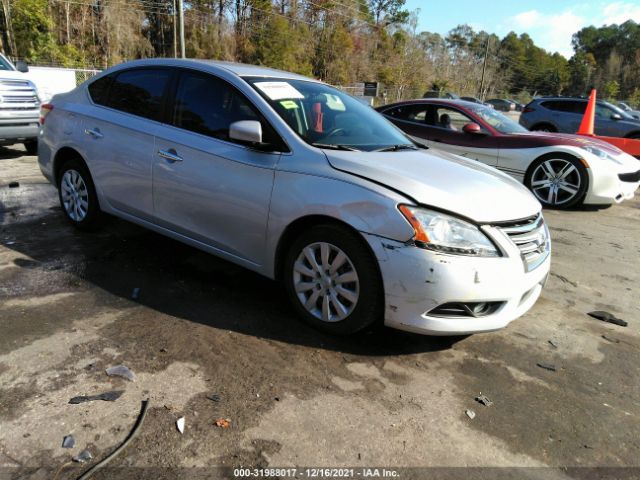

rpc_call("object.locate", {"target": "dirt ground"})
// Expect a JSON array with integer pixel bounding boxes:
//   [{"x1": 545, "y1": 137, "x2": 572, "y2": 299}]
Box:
[{"x1": 0, "y1": 145, "x2": 639, "y2": 480}]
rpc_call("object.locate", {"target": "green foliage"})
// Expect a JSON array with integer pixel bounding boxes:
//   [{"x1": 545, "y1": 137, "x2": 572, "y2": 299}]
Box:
[
  {"x1": 11, "y1": 0, "x2": 81, "y2": 65},
  {"x1": 4, "y1": 1, "x2": 640, "y2": 102},
  {"x1": 603, "y1": 80, "x2": 620, "y2": 101},
  {"x1": 629, "y1": 87, "x2": 640, "y2": 109},
  {"x1": 572, "y1": 21, "x2": 640, "y2": 98},
  {"x1": 248, "y1": 15, "x2": 312, "y2": 76}
]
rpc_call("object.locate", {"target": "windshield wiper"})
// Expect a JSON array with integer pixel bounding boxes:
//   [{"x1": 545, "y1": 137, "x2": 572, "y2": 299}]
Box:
[
  {"x1": 311, "y1": 143, "x2": 360, "y2": 151},
  {"x1": 373, "y1": 144, "x2": 418, "y2": 152}
]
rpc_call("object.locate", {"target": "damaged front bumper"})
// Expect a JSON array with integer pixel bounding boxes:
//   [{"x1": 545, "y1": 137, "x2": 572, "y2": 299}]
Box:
[{"x1": 364, "y1": 230, "x2": 551, "y2": 336}]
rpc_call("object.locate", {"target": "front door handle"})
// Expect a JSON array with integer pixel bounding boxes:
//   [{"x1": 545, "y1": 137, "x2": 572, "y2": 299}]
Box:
[
  {"x1": 158, "y1": 148, "x2": 183, "y2": 163},
  {"x1": 84, "y1": 128, "x2": 103, "y2": 139}
]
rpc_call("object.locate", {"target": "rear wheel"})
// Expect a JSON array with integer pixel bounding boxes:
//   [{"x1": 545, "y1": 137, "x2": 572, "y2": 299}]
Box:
[
  {"x1": 283, "y1": 224, "x2": 383, "y2": 335},
  {"x1": 525, "y1": 154, "x2": 588, "y2": 209},
  {"x1": 530, "y1": 123, "x2": 557, "y2": 133},
  {"x1": 57, "y1": 158, "x2": 102, "y2": 230},
  {"x1": 24, "y1": 140, "x2": 37, "y2": 156}
]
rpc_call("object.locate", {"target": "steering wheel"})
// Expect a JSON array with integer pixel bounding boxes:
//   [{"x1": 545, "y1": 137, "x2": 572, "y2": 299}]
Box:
[{"x1": 324, "y1": 127, "x2": 347, "y2": 138}]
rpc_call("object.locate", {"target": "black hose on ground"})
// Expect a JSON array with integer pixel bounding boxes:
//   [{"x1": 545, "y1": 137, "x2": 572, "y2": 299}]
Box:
[{"x1": 76, "y1": 399, "x2": 150, "y2": 480}]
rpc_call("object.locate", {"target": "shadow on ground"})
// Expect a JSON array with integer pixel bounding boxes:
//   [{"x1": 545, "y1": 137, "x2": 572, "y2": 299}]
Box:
[{"x1": 1, "y1": 183, "x2": 461, "y2": 356}]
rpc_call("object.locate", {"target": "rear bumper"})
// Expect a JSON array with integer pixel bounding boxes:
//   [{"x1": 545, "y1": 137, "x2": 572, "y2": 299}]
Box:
[{"x1": 364, "y1": 231, "x2": 550, "y2": 336}]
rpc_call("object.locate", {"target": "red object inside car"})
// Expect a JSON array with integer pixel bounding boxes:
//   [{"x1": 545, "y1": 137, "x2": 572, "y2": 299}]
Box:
[{"x1": 312, "y1": 102, "x2": 323, "y2": 133}]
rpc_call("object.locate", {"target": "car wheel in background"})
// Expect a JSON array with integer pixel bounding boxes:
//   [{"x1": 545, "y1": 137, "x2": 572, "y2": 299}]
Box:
[
  {"x1": 283, "y1": 224, "x2": 383, "y2": 335},
  {"x1": 57, "y1": 158, "x2": 102, "y2": 230},
  {"x1": 627, "y1": 133, "x2": 640, "y2": 139},
  {"x1": 525, "y1": 153, "x2": 588, "y2": 209},
  {"x1": 24, "y1": 140, "x2": 38, "y2": 156},
  {"x1": 530, "y1": 123, "x2": 557, "y2": 133}
]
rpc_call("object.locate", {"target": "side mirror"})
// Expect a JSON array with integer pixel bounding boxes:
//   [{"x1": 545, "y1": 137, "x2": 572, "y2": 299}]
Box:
[
  {"x1": 229, "y1": 120, "x2": 262, "y2": 144},
  {"x1": 463, "y1": 122, "x2": 484, "y2": 135},
  {"x1": 611, "y1": 113, "x2": 622, "y2": 121},
  {"x1": 15, "y1": 60, "x2": 29, "y2": 73}
]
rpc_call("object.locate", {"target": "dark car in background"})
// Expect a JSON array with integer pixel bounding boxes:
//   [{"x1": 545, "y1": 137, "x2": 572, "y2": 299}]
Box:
[
  {"x1": 461, "y1": 96, "x2": 494, "y2": 108},
  {"x1": 486, "y1": 99, "x2": 515, "y2": 112},
  {"x1": 520, "y1": 97, "x2": 640, "y2": 138},
  {"x1": 508, "y1": 99, "x2": 524, "y2": 112}
]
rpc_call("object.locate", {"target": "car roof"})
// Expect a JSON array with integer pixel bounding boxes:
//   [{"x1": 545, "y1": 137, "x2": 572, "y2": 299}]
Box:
[
  {"x1": 532, "y1": 96, "x2": 616, "y2": 106},
  {"x1": 383, "y1": 98, "x2": 485, "y2": 109},
  {"x1": 101, "y1": 58, "x2": 318, "y2": 83}
]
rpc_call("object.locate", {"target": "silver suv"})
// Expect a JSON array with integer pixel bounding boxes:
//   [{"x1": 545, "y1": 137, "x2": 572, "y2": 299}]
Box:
[
  {"x1": 520, "y1": 97, "x2": 640, "y2": 138},
  {"x1": 0, "y1": 53, "x2": 40, "y2": 154},
  {"x1": 38, "y1": 59, "x2": 550, "y2": 336}
]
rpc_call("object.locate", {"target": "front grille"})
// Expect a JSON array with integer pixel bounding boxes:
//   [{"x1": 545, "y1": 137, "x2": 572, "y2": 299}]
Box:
[
  {"x1": 619, "y1": 170, "x2": 640, "y2": 183},
  {"x1": 0, "y1": 79, "x2": 39, "y2": 110},
  {"x1": 498, "y1": 214, "x2": 549, "y2": 272}
]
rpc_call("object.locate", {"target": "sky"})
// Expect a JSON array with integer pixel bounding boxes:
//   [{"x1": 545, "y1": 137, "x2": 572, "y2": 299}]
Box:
[{"x1": 404, "y1": 0, "x2": 640, "y2": 58}]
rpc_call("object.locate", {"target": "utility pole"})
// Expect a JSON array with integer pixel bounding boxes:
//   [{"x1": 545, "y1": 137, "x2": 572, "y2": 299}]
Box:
[
  {"x1": 178, "y1": 0, "x2": 185, "y2": 58},
  {"x1": 479, "y1": 37, "x2": 490, "y2": 100},
  {"x1": 173, "y1": 0, "x2": 177, "y2": 58}
]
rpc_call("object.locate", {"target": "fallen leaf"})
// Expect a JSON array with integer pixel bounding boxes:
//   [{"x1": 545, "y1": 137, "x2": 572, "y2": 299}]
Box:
[{"x1": 214, "y1": 418, "x2": 231, "y2": 428}]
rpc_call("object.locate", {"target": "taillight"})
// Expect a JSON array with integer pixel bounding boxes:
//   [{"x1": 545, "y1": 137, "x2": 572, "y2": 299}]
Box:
[
  {"x1": 523, "y1": 106, "x2": 535, "y2": 113},
  {"x1": 39, "y1": 103, "x2": 54, "y2": 124}
]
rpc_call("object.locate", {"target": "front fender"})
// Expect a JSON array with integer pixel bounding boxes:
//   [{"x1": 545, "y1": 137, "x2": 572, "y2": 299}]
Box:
[{"x1": 264, "y1": 170, "x2": 415, "y2": 278}]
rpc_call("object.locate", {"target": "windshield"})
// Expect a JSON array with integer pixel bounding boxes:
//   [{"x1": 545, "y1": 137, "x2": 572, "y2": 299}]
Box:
[
  {"x1": 469, "y1": 105, "x2": 528, "y2": 134},
  {"x1": 0, "y1": 55, "x2": 15, "y2": 71},
  {"x1": 246, "y1": 77, "x2": 413, "y2": 152},
  {"x1": 603, "y1": 102, "x2": 635, "y2": 120}
]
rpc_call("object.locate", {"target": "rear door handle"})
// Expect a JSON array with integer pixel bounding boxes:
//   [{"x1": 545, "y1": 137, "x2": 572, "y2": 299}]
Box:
[
  {"x1": 84, "y1": 128, "x2": 103, "y2": 139},
  {"x1": 158, "y1": 148, "x2": 183, "y2": 163}
]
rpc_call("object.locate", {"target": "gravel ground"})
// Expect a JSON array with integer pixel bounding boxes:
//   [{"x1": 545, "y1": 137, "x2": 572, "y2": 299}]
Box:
[{"x1": 0, "y1": 145, "x2": 638, "y2": 480}]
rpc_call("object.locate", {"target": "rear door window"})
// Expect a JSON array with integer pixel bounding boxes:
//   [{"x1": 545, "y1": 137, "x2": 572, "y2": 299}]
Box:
[
  {"x1": 104, "y1": 68, "x2": 171, "y2": 121},
  {"x1": 427, "y1": 106, "x2": 476, "y2": 131},
  {"x1": 541, "y1": 100, "x2": 585, "y2": 114},
  {"x1": 383, "y1": 105, "x2": 429, "y2": 122}
]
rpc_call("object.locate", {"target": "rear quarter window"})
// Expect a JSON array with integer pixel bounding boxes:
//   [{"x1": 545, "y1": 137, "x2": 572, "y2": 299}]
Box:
[{"x1": 87, "y1": 75, "x2": 113, "y2": 105}]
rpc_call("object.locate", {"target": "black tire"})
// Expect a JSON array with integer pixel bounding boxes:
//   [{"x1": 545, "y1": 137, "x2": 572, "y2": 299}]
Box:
[
  {"x1": 24, "y1": 140, "x2": 38, "y2": 156},
  {"x1": 530, "y1": 123, "x2": 557, "y2": 133},
  {"x1": 525, "y1": 153, "x2": 588, "y2": 209},
  {"x1": 627, "y1": 132, "x2": 640, "y2": 140},
  {"x1": 57, "y1": 157, "x2": 102, "y2": 230},
  {"x1": 283, "y1": 224, "x2": 383, "y2": 335}
]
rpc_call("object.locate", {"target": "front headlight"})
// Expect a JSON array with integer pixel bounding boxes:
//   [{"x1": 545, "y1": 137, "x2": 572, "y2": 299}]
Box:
[
  {"x1": 582, "y1": 146, "x2": 623, "y2": 165},
  {"x1": 399, "y1": 206, "x2": 500, "y2": 257}
]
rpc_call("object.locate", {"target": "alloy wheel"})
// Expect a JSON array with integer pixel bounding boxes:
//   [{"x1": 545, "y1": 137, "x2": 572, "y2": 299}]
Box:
[
  {"x1": 61, "y1": 169, "x2": 89, "y2": 222},
  {"x1": 292, "y1": 242, "x2": 359, "y2": 323},
  {"x1": 530, "y1": 159, "x2": 581, "y2": 206}
]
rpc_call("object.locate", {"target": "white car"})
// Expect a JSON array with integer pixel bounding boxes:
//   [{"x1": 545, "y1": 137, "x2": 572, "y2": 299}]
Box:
[
  {"x1": 38, "y1": 59, "x2": 550, "y2": 336},
  {"x1": 379, "y1": 99, "x2": 640, "y2": 208}
]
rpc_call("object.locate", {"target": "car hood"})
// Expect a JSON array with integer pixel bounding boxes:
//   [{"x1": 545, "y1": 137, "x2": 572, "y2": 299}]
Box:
[
  {"x1": 0, "y1": 70, "x2": 25, "y2": 79},
  {"x1": 325, "y1": 149, "x2": 541, "y2": 223}
]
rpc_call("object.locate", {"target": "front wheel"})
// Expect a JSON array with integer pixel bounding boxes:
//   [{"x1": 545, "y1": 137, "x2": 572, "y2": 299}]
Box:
[
  {"x1": 283, "y1": 224, "x2": 383, "y2": 335},
  {"x1": 58, "y1": 158, "x2": 102, "y2": 230},
  {"x1": 525, "y1": 154, "x2": 588, "y2": 209}
]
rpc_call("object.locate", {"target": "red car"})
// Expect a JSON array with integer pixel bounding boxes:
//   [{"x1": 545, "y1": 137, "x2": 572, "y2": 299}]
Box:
[{"x1": 377, "y1": 99, "x2": 640, "y2": 208}]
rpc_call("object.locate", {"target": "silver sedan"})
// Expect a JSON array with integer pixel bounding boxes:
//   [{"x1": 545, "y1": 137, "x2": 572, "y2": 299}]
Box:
[{"x1": 38, "y1": 59, "x2": 550, "y2": 335}]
